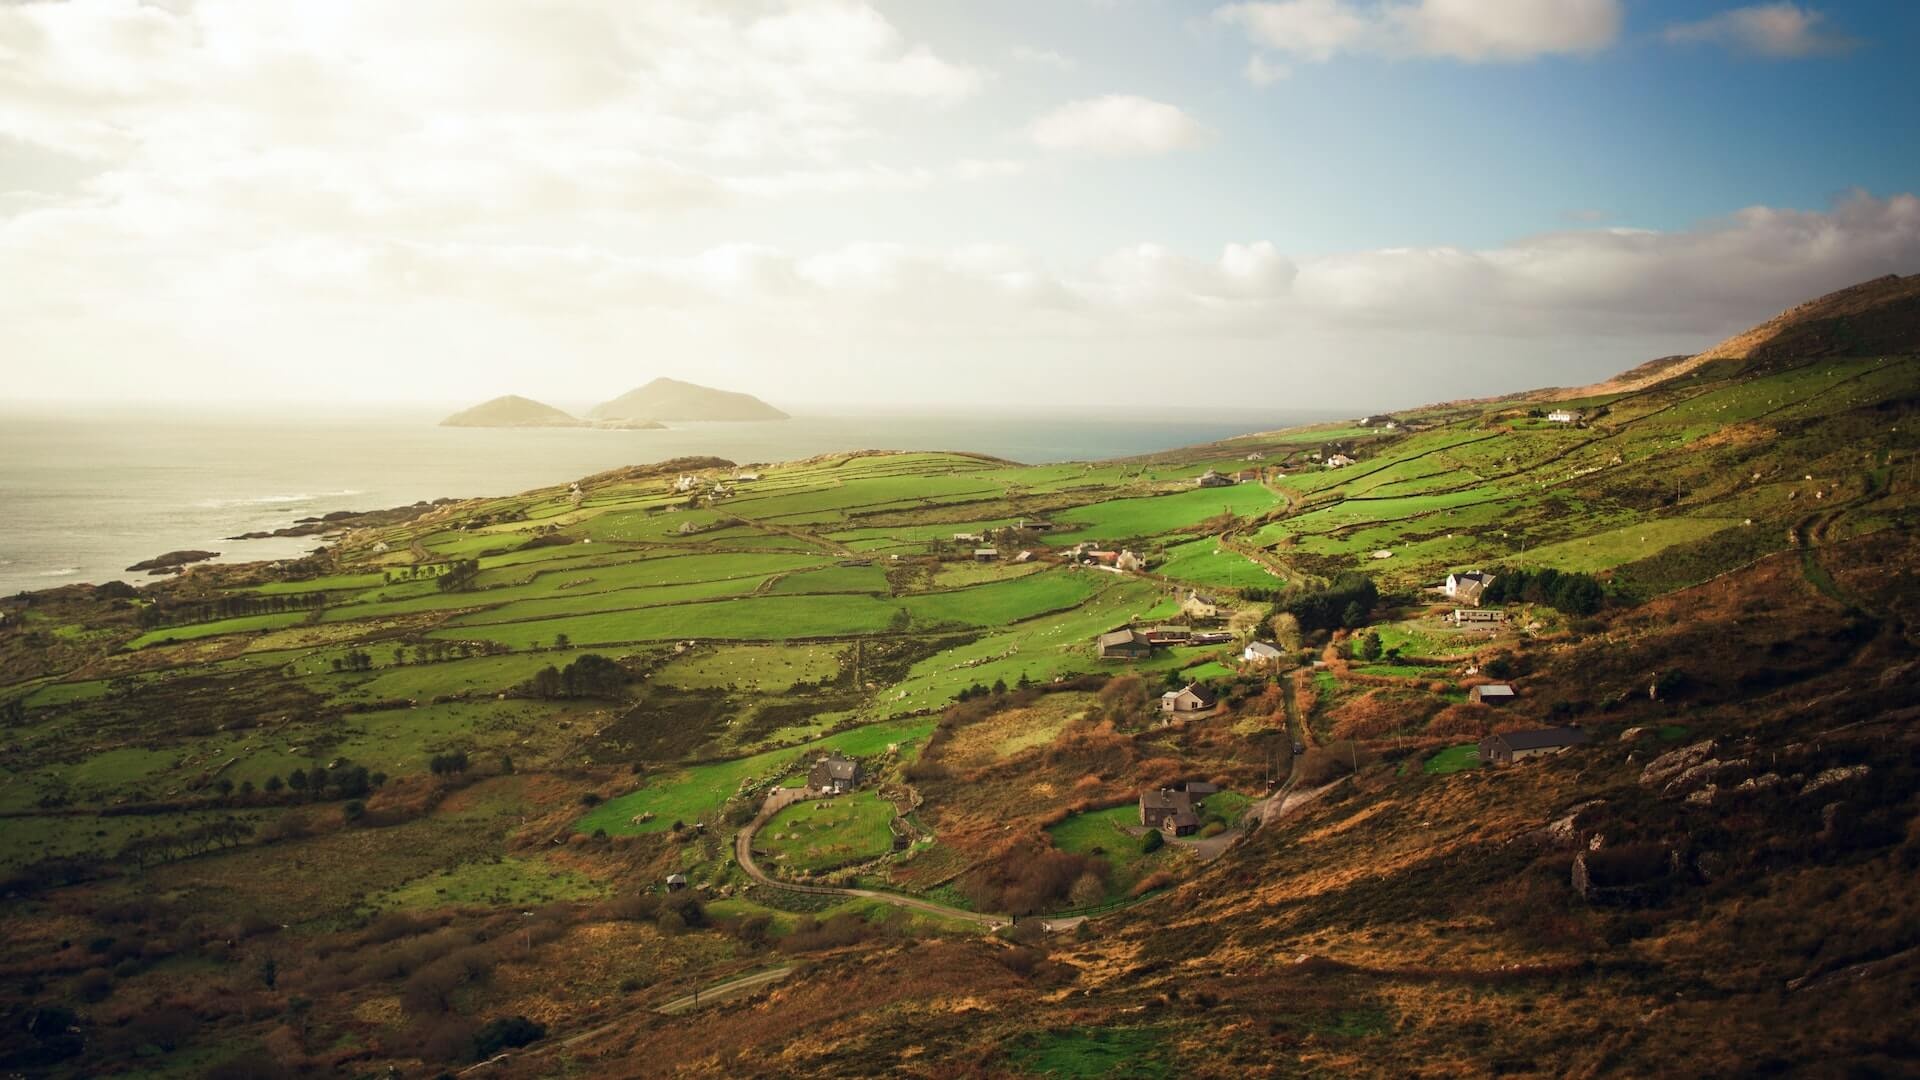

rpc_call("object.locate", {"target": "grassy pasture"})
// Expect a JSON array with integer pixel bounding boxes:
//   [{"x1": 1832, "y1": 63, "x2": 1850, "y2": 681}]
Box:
[
  {"x1": 575, "y1": 715, "x2": 933, "y2": 835},
  {"x1": 653, "y1": 644, "x2": 847, "y2": 692},
  {"x1": 765, "y1": 564, "x2": 892, "y2": 595},
  {"x1": 1518, "y1": 517, "x2": 1742, "y2": 573},
  {"x1": 1152, "y1": 537, "x2": 1283, "y2": 590},
  {"x1": 368, "y1": 856, "x2": 607, "y2": 911},
  {"x1": 756, "y1": 789, "x2": 897, "y2": 874},
  {"x1": 1049, "y1": 484, "x2": 1281, "y2": 541}
]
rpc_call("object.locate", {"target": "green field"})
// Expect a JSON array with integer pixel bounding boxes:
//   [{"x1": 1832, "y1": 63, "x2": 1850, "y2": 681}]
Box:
[{"x1": 756, "y1": 789, "x2": 898, "y2": 874}]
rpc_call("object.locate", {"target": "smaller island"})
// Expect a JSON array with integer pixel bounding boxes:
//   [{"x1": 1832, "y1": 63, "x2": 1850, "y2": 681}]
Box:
[{"x1": 440, "y1": 395, "x2": 663, "y2": 430}]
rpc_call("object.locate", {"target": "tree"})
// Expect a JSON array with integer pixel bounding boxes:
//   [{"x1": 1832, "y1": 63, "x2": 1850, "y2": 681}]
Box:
[
  {"x1": 264, "y1": 775, "x2": 284, "y2": 794},
  {"x1": 991, "y1": 678, "x2": 1008, "y2": 696},
  {"x1": 1268, "y1": 612, "x2": 1303, "y2": 652},
  {"x1": 553, "y1": 632, "x2": 571, "y2": 651},
  {"x1": 1356, "y1": 632, "x2": 1383, "y2": 662},
  {"x1": 258, "y1": 957, "x2": 278, "y2": 990},
  {"x1": 214, "y1": 777, "x2": 234, "y2": 798},
  {"x1": 286, "y1": 768, "x2": 308, "y2": 793}
]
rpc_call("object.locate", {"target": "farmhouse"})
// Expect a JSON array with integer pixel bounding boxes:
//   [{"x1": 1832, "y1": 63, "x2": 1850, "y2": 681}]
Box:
[
  {"x1": 1115, "y1": 550, "x2": 1146, "y2": 573},
  {"x1": 1469, "y1": 683, "x2": 1517, "y2": 705},
  {"x1": 1243, "y1": 640, "x2": 1284, "y2": 664},
  {"x1": 953, "y1": 532, "x2": 984, "y2": 544},
  {"x1": 1015, "y1": 518, "x2": 1055, "y2": 532},
  {"x1": 1444, "y1": 571, "x2": 1495, "y2": 605},
  {"x1": 1245, "y1": 452, "x2": 1265, "y2": 461},
  {"x1": 1098, "y1": 628, "x2": 1154, "y2": 660},
  {"x1": 1360, "y1": 415, "x2": 1397, "y2": 427},
  {"x1": 1479, "y1": 726, "x2": 1591, "y2": 765},
  {"x1": 1139, "y1": 788, "x2": 1202, "y2": 836},
  {"x1": 1160, "y1": 683, "x2": 1218, "y2": 716},
  {"x1": 1547, "y1": 409, "x2": 1579, "y2": 424},
  {"x1": 807, "y1": 753, "x2": 863, "y2": 794},
  {"x1": 1181, "y1": 590, "x2": 1222, "y2": 620},
  {"x1": 1325, "y1": 454, "x2": 1356, "y2": 468},
  {"x1": 1237, "y1": 469, "x2": 1261, "y2": 483},
  {"x1": 1145, "y1": 624, "x2": 1192, "y2": 645},
  {"x1": 1196, "y1": 469, "x2": 1234, "y2": 488},
  {"x1": 1451, "y1": 607, "x2": 1506, "y2": 628}
]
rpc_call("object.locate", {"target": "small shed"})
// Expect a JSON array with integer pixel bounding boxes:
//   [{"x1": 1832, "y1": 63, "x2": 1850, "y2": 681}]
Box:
[
  {"x1": 1469, "y1": 684, "x2": 1517, "y2": 705},
  {"x1": 665, "y1": 873, "x2": 688, "y2": 892}
]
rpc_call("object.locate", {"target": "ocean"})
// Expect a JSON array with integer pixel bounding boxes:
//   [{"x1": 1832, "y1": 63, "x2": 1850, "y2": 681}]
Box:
[{"x1": 0, "y1": 405, "x2": 1342, "y2": 595}]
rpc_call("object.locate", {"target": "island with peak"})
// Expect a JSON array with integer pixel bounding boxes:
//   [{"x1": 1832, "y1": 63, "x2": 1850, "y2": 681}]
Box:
[
  {"x1": 590, "y1": 377, "x2": 788, "y2": 422},
  {"x1": 439, "y1": 395, "x2": 664, "y2": 430}
]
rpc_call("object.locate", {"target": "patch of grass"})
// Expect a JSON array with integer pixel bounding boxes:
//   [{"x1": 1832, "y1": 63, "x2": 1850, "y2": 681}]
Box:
[
  {"x1": 1004, "y1": 1026, "x2": 1174, "y2": 1079},
  {"x1": 368, "y1": 856, "x2": 607, "y2": 911},
  {"x1": 1424, "y1": 744, "x2": 1481, "y2": 774},
  {"x1": 756, "y1": 789, "x2": 897, "y2": 874}
]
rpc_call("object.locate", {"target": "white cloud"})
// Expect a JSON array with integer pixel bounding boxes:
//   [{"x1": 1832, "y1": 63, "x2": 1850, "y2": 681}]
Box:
[
  {"x1": 953, "y1": 158, "x2": 1028, "y2": 182},
  {"x1": 1244, "y1": 54, "x2": 1291, "y2": 85},
  {"x1": 6, "y1": 179, "x2": 1915, "y2": 407},
  {"x1": 1011, "y1": 45, "x2": 1076, "y2": 70},
  {"x1": 0, "y1": 0, "x2": 986, "y2": 217},
  {"x1": 1215, "y1": 0, "x2": 1622, "y2": 62},
  {"x1": 1664, "y1": 4, "x2": 1856, "y2": 58},
  {"x1": 1028, "y1": 95, "x2": 1212, "y2": 156}
]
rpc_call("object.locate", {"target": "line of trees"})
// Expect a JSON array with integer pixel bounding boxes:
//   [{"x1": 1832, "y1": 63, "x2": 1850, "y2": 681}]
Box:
[
  {"x1": 1481, "y1": 565, "x2": 1607, "y2": 615},
  {"x1": 117, "y1": 819, "x2": 255, "y2": 870},
  {"x1": 436, "y1": 559, "x2": 482, "y2": 593},
  {"x1": 137, "y1": 590, "x2": 328, "y2": 629},
  {"x1": 1282, "y1": 573, "x2": 1380, "y2": 632},
  {"x1": 522, "y1": 654, "x2": 627, "y2": 700}
]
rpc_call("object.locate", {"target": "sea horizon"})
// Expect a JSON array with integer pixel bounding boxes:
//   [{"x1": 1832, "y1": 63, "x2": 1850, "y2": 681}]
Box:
[{"x1": 0, "y1": 404, "x2": 1348, "y2": 594}]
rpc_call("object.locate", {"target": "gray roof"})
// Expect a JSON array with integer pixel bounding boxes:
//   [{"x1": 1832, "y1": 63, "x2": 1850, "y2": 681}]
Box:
[
  {"x1": 1140, "y1": 789, "x2": 1195, "y2": 813},
  {"x1": 1474, "y1": 683, "x2": 1516, "y2": 697},
  {"x1": 1245, "y1": 641, "x2": 1283, "y2": 658},
  {"x1": 814, "y1": 754, "x2": 859, "y2": 781},
  {"x1": 1099, "y1": 628, "x2": 1148, "y2": 649}
]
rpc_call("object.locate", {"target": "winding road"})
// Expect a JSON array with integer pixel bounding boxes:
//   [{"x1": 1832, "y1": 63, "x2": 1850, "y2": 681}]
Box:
[{"x1": 732, "y1": 789, "x2": 1012, "y2": 930}]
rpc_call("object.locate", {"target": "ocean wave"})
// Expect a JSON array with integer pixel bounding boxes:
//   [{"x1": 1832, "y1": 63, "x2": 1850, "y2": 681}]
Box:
[
  {"x1": 37, "y1": 566, "x2": 80, "y2": 577},
  {"x1": 194, "y1": 489, "x2": 364, "y2": 509}
]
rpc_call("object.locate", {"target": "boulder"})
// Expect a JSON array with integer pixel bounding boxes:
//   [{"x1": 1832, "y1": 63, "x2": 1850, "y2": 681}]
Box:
[
  {"x1": 1802, "y1": 765, "x2": 1869, "y2": 797},
  {"x1": 1640, "y1": 740, "x2": 1717, "y2": 789}
]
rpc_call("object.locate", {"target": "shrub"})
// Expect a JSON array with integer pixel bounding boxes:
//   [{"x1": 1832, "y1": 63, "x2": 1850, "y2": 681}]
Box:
[
  {"x1": 1141, "y1": 830, "x2": 1164, "y2": 854},
  {"x1": 472, "y1": 1016, "x2": 546, "y2": 1059}
]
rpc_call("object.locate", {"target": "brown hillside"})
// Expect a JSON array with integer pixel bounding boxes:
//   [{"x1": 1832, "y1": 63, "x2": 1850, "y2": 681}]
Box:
[{"x1": 1565, "y1": 273, "x2": 1920, "y2": 398}]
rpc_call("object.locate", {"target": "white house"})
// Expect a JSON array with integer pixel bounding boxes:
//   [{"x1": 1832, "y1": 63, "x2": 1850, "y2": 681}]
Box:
[
  {"x1": 1160, "y1": 683, "x2": 1218, "y2": 715},
  {"x1": 1325, "y1": 454, "x2": 1356, "y2": 468},
  {"x1": 1243, "y1": 641, "x2": 1284, "y2": 664},
  {"x1": 1547, "y1": 409, "x2": 1578, "y2": 424},
  {"x1": 1444, "y1": 571, "x2": 1495, "y2": 605}
]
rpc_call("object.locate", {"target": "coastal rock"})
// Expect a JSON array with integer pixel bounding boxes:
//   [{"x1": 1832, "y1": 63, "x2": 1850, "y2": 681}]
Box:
[{"x1": 125, "y1": 549, "x2": 219, "y2": 573}]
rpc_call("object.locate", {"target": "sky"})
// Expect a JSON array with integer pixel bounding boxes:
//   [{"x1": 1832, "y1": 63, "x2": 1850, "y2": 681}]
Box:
[{"x1": 1, "y1": 0, "x2": 1916, "y2": 413}]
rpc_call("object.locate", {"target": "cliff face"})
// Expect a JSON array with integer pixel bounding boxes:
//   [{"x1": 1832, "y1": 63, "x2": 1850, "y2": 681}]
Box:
[{"x1": 590, "y1": 378, "x2": 788, "y2": 422}]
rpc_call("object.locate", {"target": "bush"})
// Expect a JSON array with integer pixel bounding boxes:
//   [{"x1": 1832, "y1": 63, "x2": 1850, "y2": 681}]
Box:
[
  {"x1": 472, "y1": 1016, "x2": 546, "y2": 1059},
  {"x1": 1141, "y1": 830, "x2": 1164, "y2": 854}
]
